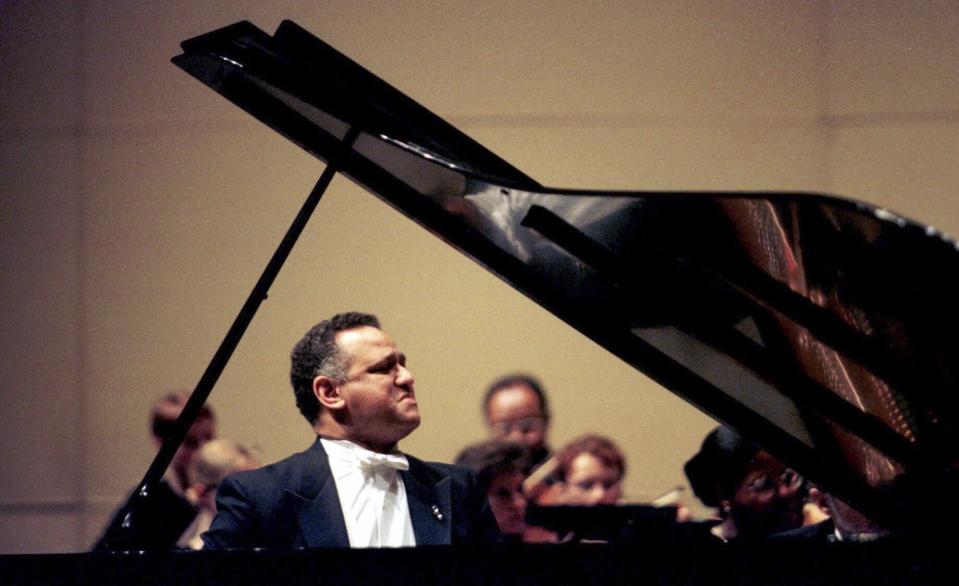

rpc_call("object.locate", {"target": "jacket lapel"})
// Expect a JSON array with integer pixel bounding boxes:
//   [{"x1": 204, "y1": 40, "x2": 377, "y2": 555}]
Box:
[
  {"x1": 289, "y1": 439, "x2": 350, "y2": 548},
  {"x1": 403, "y1": 463, "x2": 452, "y2": 546}
]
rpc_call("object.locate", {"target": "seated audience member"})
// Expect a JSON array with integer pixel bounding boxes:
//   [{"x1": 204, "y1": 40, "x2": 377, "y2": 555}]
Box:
[
  {"x1": 483, "y1": 374, "x2": 552, "y2": 470},
  {"x1": 454, "y1": 440, "x2": 531, "y2": 540},
  {"x1": 551, "y1": 434, "x2": 626, "y2": 506},
  {"x1": 177, "y1": 438, "x2": 259, "y2": 549},
  {"x1": 94, "y1": 392, "x2": 217, "y2": 550},
  {"x1": 683, "y1": 426, "x2": 804, "y2": 542}
]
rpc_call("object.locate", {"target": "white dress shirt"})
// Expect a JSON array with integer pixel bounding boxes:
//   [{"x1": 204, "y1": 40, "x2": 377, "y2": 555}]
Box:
[{"x1": 320, "y1": 438, "x2": 417, "y2": 548}]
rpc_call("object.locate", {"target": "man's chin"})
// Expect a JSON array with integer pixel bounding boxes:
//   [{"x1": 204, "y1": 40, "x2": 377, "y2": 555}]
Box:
[
  {"x1": 400, "y1": 401, "x2": 420, "y2": 419},
  {"x1": 395, "y1": 412, "x2": 421, "y2": 434}
]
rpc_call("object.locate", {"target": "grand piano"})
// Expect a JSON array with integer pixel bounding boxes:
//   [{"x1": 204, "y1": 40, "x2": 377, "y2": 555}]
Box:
[{"x1": 5, "y1": 20, "x2": 959, "y2": 584}]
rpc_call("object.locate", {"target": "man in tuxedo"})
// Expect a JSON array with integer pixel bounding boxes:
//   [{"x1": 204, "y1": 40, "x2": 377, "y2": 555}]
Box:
[{"x1": 202, "y1": 312, "x2": 499, "y2": 549}]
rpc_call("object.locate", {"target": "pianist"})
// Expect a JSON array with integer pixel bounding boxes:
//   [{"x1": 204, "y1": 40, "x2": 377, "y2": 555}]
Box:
[{"x1": 201, "y1": 311, "x2": 499, "y2": 549}]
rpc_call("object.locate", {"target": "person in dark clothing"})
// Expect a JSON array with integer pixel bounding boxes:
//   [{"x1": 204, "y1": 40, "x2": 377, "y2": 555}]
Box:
[
  {"x1": 94, "y1": 392, "x2": 216, "y2": 550},
  {"x1": 684, "y1": 426, "x2": 804, "y2": 542}
]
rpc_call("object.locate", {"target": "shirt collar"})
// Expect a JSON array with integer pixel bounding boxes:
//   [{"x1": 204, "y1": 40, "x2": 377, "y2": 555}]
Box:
[{"x1": 321, "y1": 438, "x2": 409, "y2": 472}]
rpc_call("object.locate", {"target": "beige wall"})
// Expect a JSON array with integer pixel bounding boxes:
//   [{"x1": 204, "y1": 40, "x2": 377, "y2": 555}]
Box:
[{"x1": 0, "y1": 1, "x2": 956, "y2": 553}]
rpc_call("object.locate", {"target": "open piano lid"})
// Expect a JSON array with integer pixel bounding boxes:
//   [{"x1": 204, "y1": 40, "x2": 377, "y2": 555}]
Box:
[{"x1": 173, "y1": 20, "x2": 959, "y2": 534}]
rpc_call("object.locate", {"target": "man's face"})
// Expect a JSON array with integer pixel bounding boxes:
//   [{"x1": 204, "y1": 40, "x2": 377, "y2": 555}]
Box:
[
  {"x1": 563, "y1": 453, "x2": 623, "y2": 505},
  {"x1": 335, "y1": 326, "x2": 420, "y2": 451},
  {"x1": 486, "y1": 385, "x2": 547, "y2": 450}
]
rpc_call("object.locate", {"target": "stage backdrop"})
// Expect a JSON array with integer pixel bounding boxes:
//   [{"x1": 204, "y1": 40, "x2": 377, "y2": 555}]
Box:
[{"x1": 1, "y1": 1, "x2": 956, "y2": 553}]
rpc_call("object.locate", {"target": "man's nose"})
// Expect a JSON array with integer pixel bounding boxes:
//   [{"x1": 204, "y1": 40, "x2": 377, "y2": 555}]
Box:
[
  {"x1": 505, "y1": 428, "x2": 525, "y2": 443},
  {"x1": 586, "y1": 485, "x2": 606, "y2": 504},
  {"x1": 396, "y1": 364, "x2": 414, "y2": 387},
  {"x1": 512, "y1": 492, "x2": 527, "y2": 510}
]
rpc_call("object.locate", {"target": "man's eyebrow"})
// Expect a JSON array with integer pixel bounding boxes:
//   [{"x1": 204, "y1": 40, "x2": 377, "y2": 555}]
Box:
[{"x1": 371, "y1": 350, "x2": 403, "y2": 368}]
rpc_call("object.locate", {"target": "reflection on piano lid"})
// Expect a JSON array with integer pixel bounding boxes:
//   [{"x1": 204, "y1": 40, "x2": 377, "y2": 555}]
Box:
[{"x1": 170, "y1": 20, "x2": 959, "y2": 536}]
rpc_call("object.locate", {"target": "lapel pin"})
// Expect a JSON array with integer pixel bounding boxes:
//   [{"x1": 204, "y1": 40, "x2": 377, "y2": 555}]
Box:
[{"x1": 431, "y1": 504, "x2": 444, "y2": 521}]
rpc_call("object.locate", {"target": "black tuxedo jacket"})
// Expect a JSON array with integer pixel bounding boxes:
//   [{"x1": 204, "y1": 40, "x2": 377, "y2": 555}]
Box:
[{"x1": 202, "y1": 437, "x2": 500, "y2": 549}]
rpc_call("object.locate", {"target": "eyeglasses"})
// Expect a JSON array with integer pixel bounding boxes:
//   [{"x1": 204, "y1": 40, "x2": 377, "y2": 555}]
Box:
[
  {"x1": 744, "y1": 469, "x2": 802, "y2": 495},
  {"x1": 490, "y1": 417, "x2": 546, "y2": 437}
]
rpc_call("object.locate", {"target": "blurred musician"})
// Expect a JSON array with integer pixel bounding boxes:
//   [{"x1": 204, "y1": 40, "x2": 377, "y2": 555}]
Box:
[
  {"x1": 684, "y1": 426, "x2": 804, "y2": 542},
  {"x1": 483, "y1": 373, "x2": 552, "y2": 471},
  {"x1": 455, "y1": 440, "x2": 531, "y2": 540},
  {"x1": 177, "y1": 438, "x2": 259, "y2": 549},
  {"x1": 94, "y1": 392, "x2": 216, "y2": 550}
]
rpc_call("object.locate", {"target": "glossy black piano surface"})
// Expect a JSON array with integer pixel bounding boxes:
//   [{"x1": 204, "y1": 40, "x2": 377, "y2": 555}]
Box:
[
  {"x1": 4, "y1": 541, "x2": 958, "y2": 586},
  {"x1": 168, "y1": 20, "x2": 959, "y2": 534}
]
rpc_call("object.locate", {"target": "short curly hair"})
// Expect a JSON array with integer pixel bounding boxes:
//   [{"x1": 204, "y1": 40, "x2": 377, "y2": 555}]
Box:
[
  {"x1": 290, "y1": 312, "x2": 380, "y2": 424},
  {"x1": 554, "y1": 434, "x2": 626, "y2": 482}
]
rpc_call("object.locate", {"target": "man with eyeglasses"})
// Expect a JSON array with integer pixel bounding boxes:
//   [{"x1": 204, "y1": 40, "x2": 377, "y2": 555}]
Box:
[{"x1": 483, "y1": 374, "x2": 552, "y2": 470}]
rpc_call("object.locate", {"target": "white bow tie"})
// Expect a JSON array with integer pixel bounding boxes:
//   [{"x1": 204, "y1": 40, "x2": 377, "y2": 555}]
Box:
[
  {"x1": 322, "y1": 438, "x2": 410, "y2": 474},
  {"x1": 356, "y1": 451, "x2": 409, "y2": 474}
]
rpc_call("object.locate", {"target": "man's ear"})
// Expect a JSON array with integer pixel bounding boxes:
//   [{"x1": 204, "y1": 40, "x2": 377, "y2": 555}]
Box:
[{"x1": 314, "y1": 376, "x2": 346, "y2": 411}]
